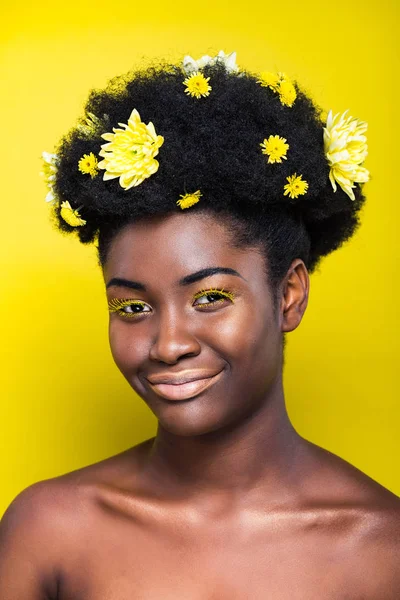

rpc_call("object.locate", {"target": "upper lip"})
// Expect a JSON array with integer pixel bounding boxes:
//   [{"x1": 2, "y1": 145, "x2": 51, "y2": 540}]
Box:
[{"x1": 146, "y1": 370, "x2": 222, "y2": 385}]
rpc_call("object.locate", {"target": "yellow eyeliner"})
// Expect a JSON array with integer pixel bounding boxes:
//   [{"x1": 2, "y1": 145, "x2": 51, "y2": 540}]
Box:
[
  {"x1": 192, "y1": 287, "x2": 235, "y2": 303},
  {"x1": 108, "y1": 298, "x2": 149, "y2": 318},
  {"x1": 108, "y1": 288, "x2": 235, "y2": 318}
]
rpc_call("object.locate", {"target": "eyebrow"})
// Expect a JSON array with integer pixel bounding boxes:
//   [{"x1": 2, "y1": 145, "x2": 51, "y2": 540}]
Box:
[{"x1": 106, "y1": 267, "x2": 245, "y2": 291}]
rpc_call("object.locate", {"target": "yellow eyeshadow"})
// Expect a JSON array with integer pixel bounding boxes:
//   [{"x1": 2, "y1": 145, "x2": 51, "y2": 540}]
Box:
[
  {"x1": 108, "y1": 288, "x2": 235, "y2": 318},
  {"x1": 108, "y1": 298, "x2": 148, "y2": 318},
  {"x1": 192, "y1": 288, "x2": 235, "y2": 303}
]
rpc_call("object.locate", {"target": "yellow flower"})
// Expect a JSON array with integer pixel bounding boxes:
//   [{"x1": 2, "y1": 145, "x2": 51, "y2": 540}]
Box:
[
  {"x1": 176, "y1": 190, "x2": 202, "y2": 210},
  {"x1": 77, "y1": 112, "x2": 109, "y2": 137},
  {"x1": 98, "y1": 109, "x2": 164, "y2": 190},
  {"x1": 260, "y1": 135, "x2": 289, "y2": 164},
  {"x1": 284, "y1": 174, "x2": 309, "y2": 199},
  {"x1": 278, "y1": 79, "x2": 297, "y2": 107},
  {"x1": 183, "y1": 72, "x2": 212, "y2": 99},
  {"x1": 257, "y1": 72, "x2": 282, "y2": 90},
  {"x1": 41, "y1": 151, "x2": 59, "y2": 203},
  {"x1": 60, "y1": 201, "x2": 86, "y2": 227},
  {"x1": 78, "y1": 153, "x2": 99, "y2": 178},
  {"x1": 323, "y1": 109, "x2": 369, "y2": 201},
  {"x1": 257, "y1": 72, "x2": 297, "y2": 107}
]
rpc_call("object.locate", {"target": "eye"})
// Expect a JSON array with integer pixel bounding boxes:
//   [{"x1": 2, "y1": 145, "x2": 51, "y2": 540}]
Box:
[
  {"x1": 108, "y1": 298, "x2": 152, "y2": 319},
  {"x1": 192, "y1": 288, "x2": 235, "y2": 309}
]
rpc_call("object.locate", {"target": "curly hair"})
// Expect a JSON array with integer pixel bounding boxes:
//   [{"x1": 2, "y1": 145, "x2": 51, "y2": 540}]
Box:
[{"x1": 48, "y1": 59, "x2": 367, "y2": 301}]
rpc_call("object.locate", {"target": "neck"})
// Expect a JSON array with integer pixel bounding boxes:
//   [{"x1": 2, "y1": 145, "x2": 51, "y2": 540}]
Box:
[{"x1": 143, "y1": 376, "x2": 309, "y2": 503}]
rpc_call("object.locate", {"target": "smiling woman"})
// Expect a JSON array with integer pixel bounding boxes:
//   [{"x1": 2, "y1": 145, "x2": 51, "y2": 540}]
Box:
[{"x1": 0, "y1": 51, "x2": 399, "y2": 599}]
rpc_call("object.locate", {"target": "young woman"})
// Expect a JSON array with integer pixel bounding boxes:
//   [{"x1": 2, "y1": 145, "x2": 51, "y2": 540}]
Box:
[{"x1": 1, "y1": 52, "x2": 399, "y2": 599}]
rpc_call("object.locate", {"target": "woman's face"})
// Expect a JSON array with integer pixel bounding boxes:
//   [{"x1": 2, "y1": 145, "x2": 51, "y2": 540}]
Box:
[{"x1": 103, "y1": 211, "x2": 307, "y2": 436}]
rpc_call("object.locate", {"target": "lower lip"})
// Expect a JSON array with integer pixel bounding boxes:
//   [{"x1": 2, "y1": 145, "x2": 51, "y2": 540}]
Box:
[{"x1": 147, "y1": 372, "x2": 223, "y2": 401}]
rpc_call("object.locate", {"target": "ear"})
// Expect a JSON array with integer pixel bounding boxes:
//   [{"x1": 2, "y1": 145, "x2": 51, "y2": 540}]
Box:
[{"x1": 279, "y1": 259, "x2": 310, "y2": 333}]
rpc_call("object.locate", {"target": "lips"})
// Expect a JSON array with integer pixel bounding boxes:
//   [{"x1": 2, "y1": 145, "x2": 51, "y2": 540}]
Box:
[{"x1": 145, "y1": 370, "x2": 224, "y2": 401}]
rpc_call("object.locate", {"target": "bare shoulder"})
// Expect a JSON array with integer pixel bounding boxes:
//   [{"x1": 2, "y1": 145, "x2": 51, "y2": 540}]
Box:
[
  {"x1": 1, "y1": 436, "x2": 154, "y2": 525},
  {"x1": 0, "y1": 476, "x2": 82, "y2": 597},
  {"x1": 0, "y1": 439, "x2": 152, "y2": 596},
  {"x1": 304, "y1": 440, "x2": 400, "y2": 593}
]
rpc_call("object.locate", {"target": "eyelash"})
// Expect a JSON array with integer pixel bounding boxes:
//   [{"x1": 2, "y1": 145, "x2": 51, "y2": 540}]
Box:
[{"x1": 108, "y1": 288, "x2": 235, "y2": 319}]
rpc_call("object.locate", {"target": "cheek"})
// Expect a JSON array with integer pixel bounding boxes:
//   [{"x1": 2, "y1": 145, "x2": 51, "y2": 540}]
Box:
[
  {"x1": 204, "y1": 302, "x2": 277, "y2": 367},
  {"x1": 108, "y1": 320, "x2": 149, "y2": 373}
]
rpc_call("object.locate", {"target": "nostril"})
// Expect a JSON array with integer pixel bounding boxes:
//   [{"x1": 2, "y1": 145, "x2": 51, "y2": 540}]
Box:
[{"x1": 149, "y1": 331, "x2": 201, "y2": 364}]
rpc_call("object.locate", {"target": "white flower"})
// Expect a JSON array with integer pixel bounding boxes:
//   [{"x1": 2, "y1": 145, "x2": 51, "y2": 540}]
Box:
[
  {"x1": 182, "y1": 50, "x2": 238, "y2": 74},
  {"x1": 324, "y1": 110, "x2": 369, "y2": 201},
  {"x1": 41, "y1": 151, "x2": 59, "y2": 203}
]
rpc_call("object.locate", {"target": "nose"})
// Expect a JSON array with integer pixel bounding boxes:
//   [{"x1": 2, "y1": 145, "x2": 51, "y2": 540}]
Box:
[{"x1": 149, "y1": 313, "x2": 201, "y2": 364}]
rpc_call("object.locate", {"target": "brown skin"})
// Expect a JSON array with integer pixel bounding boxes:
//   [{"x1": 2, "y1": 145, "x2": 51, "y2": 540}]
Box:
[{"x1": 1, "y1": 211, "x2": 399, "y2": 599}]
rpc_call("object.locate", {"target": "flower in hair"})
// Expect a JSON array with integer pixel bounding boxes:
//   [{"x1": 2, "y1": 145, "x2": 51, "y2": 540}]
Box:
[
  {"x1": 76, "y1": 112, "x2": 110, "y2": 138},
  {"x1": 176, "y1": 190, "x2": 202, "y2": 210},
  {"x1": 60, "y1": 201, "x2": 86, "y2": 226},
  {"x1": 98, "y1": 109, "x2": 164, "y2": 190},
  {"x1": 323, "y1": 110, "x2": 369, "y2": 201},
  {"x1": 257, "y1": 72, "x2": 297, "y2": 107},
  {"x1": 284, "y1": 174, "x2": 308, "y2": 199},
  {"x1": 41, "y1": 151, "x2": 59, "y2": 203},
  {"x1": 78, "y1": 153, "x2": 99, "y2": 178},
  {"x1": 260, "y1": 135, "x2": 289, "y2": 164},
  {"x1": 278, "y1": 80, "x2": 297, "y2": 107},
  {"x1": 257, "y1": 71, "x2": 283, "y2": 90},
  {"x1": 182, "y1": 50, "x2": 239, "y2": 74},
  {"x1": 183, "y1": 72, "x2": 212, "y2": 99}
]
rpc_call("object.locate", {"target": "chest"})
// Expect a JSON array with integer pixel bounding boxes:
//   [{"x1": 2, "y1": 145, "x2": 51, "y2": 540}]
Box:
[{"x1": 58, "y1": 517, "x2": 379, "y2": 599}]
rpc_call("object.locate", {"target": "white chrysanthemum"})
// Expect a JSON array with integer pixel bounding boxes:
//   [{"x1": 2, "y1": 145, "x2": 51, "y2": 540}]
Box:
[
  {"x1": 324, "y1": 110, "x2": 369, "y2": 201},
  {"x1": 41, "y1": 151, "x2": 59, "y2": 202},
  {"x1": 182, "y1": 50, "x2": 238, "y2": 74}
]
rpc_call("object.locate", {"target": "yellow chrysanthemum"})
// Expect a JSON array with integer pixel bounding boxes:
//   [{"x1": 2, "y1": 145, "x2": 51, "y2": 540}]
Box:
[
  {"x1": 284, "y1": 174, "x2": 309, "y2": 199},
  {"x1": 323, "y1": 109, "x2": 369, "y2": 201},
  {"x1": 257, "y1": 71, "x2": 282, "y2": 90},
  {"x1": 260, "y1": 135, "x2": 289, "y2": 164},
  {"x1": 98, "y1": 109, "x2": 164, "y2": 190},
  {"x1": 257, "y1": 72, "x2": 297, "y2": 107},
  {"x1": 176, "y1": 190, "x2": 202, "y2": 210},
  {"x1": 278, "y1": 79, "x2": 297, "y2": 107},
  {"x1": 183, "y1": 72, "x2": 212, "y2": 99},
  {"x1": 78, "y1": 152, "x2": 99, "y2": 178},
  {"x1": 60, "y1": 201, "x2": 86, "y2": 227},
  {"x1": 77, "y1": 112, "x2": 108, "y2": 137}
]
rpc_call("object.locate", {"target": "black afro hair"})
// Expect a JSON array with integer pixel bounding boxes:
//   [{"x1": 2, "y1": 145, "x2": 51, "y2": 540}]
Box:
[{"x1": 48, "y1": 59, "x2": 367, "y2": 296}]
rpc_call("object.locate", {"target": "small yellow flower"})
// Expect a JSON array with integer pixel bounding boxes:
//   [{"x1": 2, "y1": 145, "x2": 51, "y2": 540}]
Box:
[
  {"x1": 284, "y1": 174, "x2": 309, "y2": 199},
  {"x1": 78, "y1": 153, "x2": 99, "y2": 178},
  {"x1": 183, "y1": 72, "x2": 212, "y2": 99},
  {"x1": 98, "y1": 109, "x2": 164, "y2": 190},
  {"x1": 324, "y1": 109, "x2": 369, "y2": 201},
  {"x1": 278, "y1": 79, "x2": 297, "y2": 107},
  {"x1": 258, "y1": 72, "x2": 297, "y2": 107},
  {"x1": 257, "y1": 72, "x2": 281, "y2": 90},
  {"x1": 260, "y1": 135, "x2": 289, "y2": 164},
  {"x1": 176, "y1": 190, "x2": 202, "y2": 210},
  {"x1": 60, "y1": 201, "x2": 86, "y2": 227}
]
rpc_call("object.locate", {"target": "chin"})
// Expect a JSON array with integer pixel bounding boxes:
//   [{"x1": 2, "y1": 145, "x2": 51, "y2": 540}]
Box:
[
  {"x1": 130, "y1": 372, "x2": 260, "y2": 438},
  {"x1": 158, "y1": 417, "x2": 227, "y2": 437},
  {"x1": 152, "y1": 402, "x2": 227, "y2": 437},
  {"x1": 149, "y1": 394, "x2": 250, "y2": 438}
]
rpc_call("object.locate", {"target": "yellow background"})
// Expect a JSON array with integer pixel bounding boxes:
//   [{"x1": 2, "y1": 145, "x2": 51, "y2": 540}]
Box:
[{"x1": 1, "y1": 0, "x2": 398, "y2": 516}]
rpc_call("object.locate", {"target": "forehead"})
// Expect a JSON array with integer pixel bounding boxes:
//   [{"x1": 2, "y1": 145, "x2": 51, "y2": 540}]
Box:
[{"x1": 103, "y1": 212, "x2": 266, "y2": 285}]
